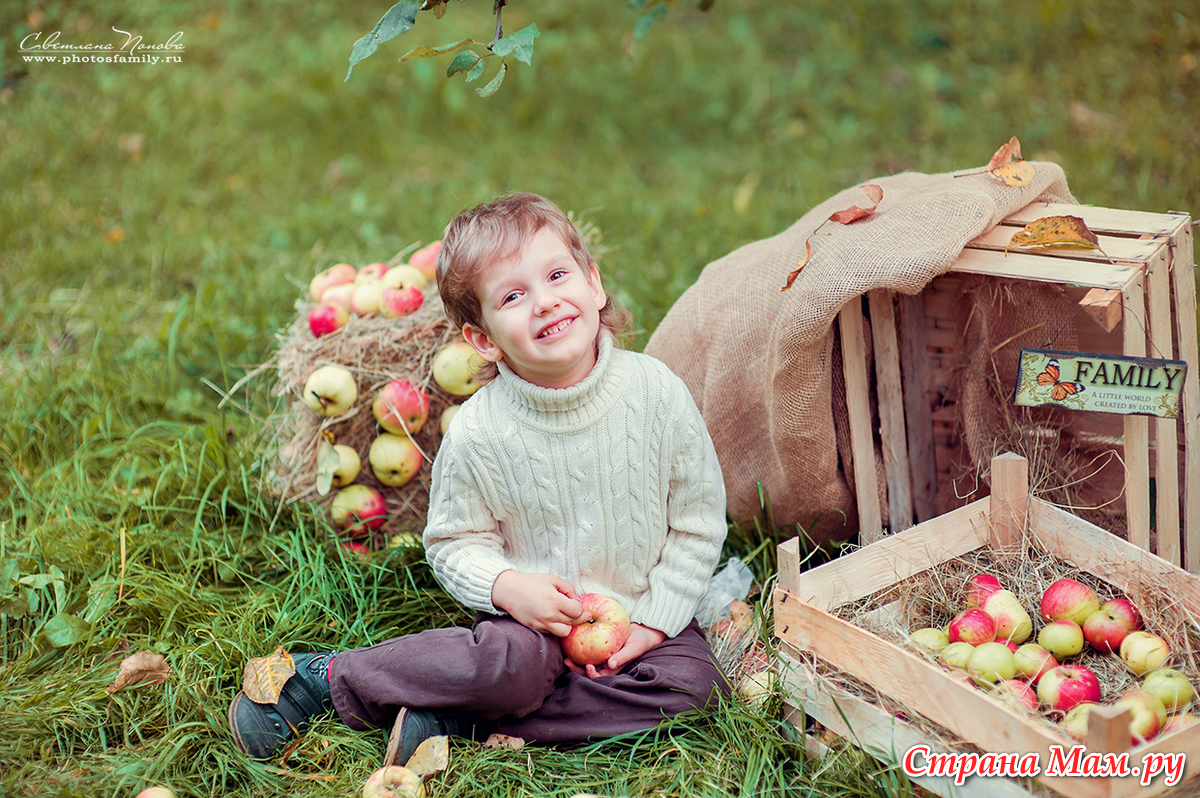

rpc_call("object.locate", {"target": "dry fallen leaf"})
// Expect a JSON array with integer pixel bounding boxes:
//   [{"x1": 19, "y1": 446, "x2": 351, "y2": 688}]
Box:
[
  {"x1": 780, "y1": 239, "x2": 813, "y2": 292},
  {"x1": 404, "y1": 734, "x2": 450, "y2": 776},
  {"x1": 1006, "y1": 215, "x2": 1101, "y2": 253},
  {"x1": 107, "y1": 651, "x2": 172, "y2": 693},
  {"x1": 483, "y1": 733, "x2": 525, "y2": 750},
  {"x1": 985, "y1": 136, "x2": 1035, "y2": 187},
  {"x1": 828, "y1": 184, "x2": 883, "y2": 224},
  {"x1": 242, "y1": 646, "x2": 295, "y2": 704}
]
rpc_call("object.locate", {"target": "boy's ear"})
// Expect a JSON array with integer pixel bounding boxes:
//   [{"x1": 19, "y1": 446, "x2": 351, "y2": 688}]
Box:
[
  {"x1": 587, "y1": 262, "x2": 607, "y2": 310},
  {"x1": 461, "y1": 322, "x2": 504, "y2": 363}
]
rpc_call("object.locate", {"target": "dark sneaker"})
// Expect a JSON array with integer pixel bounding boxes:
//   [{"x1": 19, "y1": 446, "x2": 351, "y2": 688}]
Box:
[
  {"x1": 384, "y1": 707, "x2": 466, "y2": 767},
  {"x1": 229, "y1": 652, "x2": 335, "y2": 759}
]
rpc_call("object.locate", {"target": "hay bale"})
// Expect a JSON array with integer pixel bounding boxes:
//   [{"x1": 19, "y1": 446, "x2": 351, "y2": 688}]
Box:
[{"x1": 255, "y1": 281, "x2": 464, "y2": 543}]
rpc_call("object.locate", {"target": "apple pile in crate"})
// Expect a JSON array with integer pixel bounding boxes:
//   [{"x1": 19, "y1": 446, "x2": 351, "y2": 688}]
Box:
[
  {"x1": 284, "y1": 241, "x2": 485, "y2": 552},
  {"x1": 908, "y1": 574, "x2": 1195, "y2": 746}
]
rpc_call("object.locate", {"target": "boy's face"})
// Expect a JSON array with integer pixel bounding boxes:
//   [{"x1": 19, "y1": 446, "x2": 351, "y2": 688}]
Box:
[{"x1": 462, "y1": 225, "x2": 607, "y2": 389}]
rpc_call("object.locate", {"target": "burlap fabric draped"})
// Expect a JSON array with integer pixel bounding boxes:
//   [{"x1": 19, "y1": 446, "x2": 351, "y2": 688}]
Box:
[{"x1": 646, "y1": 163, "x2": 1077, "y2": 542}]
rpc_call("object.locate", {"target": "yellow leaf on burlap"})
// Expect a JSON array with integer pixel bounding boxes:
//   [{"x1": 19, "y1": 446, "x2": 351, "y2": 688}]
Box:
[
  {"x1": 984, "y1": 136, "x2": 1035, "y2": 187},
  {"x1": 780, "y1": 239, "x2": 813, "y2": 292},
  {"x1": 1006, "y1": 215, "x2": 1101, "y2": 253},
  {"x1": 242, "y1": 646, "x2": 295, "y2": 704}
]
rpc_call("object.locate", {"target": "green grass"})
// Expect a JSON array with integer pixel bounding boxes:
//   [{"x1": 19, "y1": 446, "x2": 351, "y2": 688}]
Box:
[{"x1": 1, "y1": 0, "x2": 1197, "y2": 795}]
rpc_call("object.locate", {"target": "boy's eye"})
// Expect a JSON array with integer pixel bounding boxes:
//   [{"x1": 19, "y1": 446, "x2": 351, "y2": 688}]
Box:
[
  {"x1": 501, "y1": 291, "x2": 520, "y2": 305},
  {"x1": 549, "y1": 269, "x2": 568, "y2": 280}
]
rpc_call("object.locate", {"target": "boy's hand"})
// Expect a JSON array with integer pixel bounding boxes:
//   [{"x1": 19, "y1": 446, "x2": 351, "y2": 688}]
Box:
[
  {"x1": 491, "y1": 570, "x2": 588, "y2": 637},
  {"x1": 564, "y1": 623, "x2": 667, "y2": 678}
]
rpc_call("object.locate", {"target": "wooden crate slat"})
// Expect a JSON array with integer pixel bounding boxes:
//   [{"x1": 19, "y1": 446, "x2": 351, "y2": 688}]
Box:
[
  {"x1": 1169, "y1": 222, "x2": 1200, "y2": 571},
  {"x1": 950, "y1": 247, "x2": 1142, "y2": 290},
  {"x1": 839, "y1": 296, "x2": 884, "y2": 543},
  {"x1": 796, "y1": 499, "x2": 989, "y2": 612},
  {"x1": 1123, "y1": 275, "x2": 1152, "y2": 550},
  {"x1": 969, "y1": 226, "x2": 1165, "y2": 264},
  {"x1": 869, "y1": 289, "x2": 915, "y2": 531},
  {"x1": 1146, "y1": 247, "x2": 1181, "y2": 565},
  {"x1": 1003, "y1": 204, "x2": 1186, "y2": 237}
]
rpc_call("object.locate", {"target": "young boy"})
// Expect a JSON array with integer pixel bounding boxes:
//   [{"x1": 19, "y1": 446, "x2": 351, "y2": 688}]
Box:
[{"x1": 229, "y1": 193, "x2": 730, "y2": 763}]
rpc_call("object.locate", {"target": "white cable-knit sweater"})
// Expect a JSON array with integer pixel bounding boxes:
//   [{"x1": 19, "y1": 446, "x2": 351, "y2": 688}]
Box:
[{"x1": 423, "y1": 333, "x2": 728, "y2": 638}]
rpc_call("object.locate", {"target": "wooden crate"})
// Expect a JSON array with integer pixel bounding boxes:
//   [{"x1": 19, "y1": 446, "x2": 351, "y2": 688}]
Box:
[
  {"x1": 838, "y1": 203, "x2": 1198, "y2": 567},
  {"x1": 774, "y1": 453, "x2": 1200, "y2": 798}
]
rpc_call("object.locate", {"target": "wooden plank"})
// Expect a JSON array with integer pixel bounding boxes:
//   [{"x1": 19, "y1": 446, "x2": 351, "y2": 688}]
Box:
[
  {"x1": 774, "y1": 591, "x2": 1109, "y2": 798},
  {"x1": 951, "y1": 247, "x2": 1142, "y2": 290},
  {"x1": 794, "y1": 500, "x2": 990, "y2": 612},
  {"x1": 1003, "y1": 203, "x2": 1186, "y2": 237},
  {"x1": 900, "y1": 292, "x2": 938, "y2": 523},
  {"x1": 839, "y1": 297, "x2": 883, "y2": 543},
  {"x1": 1146, "y1": 248, "x2": 1181, "y2": 566},
  {"x1": 969, "y1": 225, "x2": 1164, "y2": 264},
  {"x1": 779, "y1": 652, "x2": 1038, "y2": 798},
  {"x1": 1124, "y1": 276, "x2": 1152, "y2": 551},
  {"x1": 1081, "y1": 287, "x2": 1124, "y2": 333},
  {"x1": 868, "y1": 290, "x2": 914, "y2": 532},
  {"x1": 990, "y1": 453, "x2": 1029, "y2": 548},
  {"x1": 1169, "y1": 221, "x2": 1200, "y2": 571},
  {"x1": 777, "y1": 536, "x2": 801, "y2": 595},
  {"x1": 1027, "y1": 499, "x2": 1200, "y2": 618}
]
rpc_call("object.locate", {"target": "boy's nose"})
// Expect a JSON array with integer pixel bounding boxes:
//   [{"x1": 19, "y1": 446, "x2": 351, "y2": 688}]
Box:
[{"x1": 532, "y1": 288, "x2": 560, "y2": 313}]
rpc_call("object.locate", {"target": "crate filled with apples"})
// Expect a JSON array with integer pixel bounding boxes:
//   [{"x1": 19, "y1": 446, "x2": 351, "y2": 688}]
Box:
[
  {"x1": 774, "y1": 453, "x2": 1200, "y2": 798},
  {"x1": 253, "y1": 240, "x2": 488, "y2": 552}
]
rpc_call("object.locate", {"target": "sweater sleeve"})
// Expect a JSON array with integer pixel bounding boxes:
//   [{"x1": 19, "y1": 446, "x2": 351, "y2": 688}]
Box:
[
  {"x1": 631, "y1": 371, "x2": 728, "y2": 637},
  {"x1": 422, "y1": 426, "x2": 515, "y2": 615}
]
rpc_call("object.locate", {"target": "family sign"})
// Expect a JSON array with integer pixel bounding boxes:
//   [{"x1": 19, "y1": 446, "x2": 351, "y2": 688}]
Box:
[{"x1": 1013, "y1": 347, "x2": 1188, "y2": 419}]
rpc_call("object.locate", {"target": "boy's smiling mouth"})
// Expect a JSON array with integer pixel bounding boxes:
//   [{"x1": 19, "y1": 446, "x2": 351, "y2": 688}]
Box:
[{"x1": 537, "y1": 317, "x2": 574, "y2": 339}]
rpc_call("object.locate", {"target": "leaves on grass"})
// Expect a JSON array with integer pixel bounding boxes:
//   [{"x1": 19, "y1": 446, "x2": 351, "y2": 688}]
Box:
[
  {"x1": 985, "y1": 136, "x2": 1035, "y2": 187},
  {"x1": 405, "y1": 734, "x2": 450, "y2": 776},
  {"x1": 42, "y1": 613, "x2": 90, "y2": 647},
  {"x1": 108, "y1": 651, "x2": 172, "y2": 693},
  {"x1": 828, "y1": 184, "x2": 883, "y2": 224},
  {"x1": 242, "y1": 646, "x2": 295, "y2": 704},
  {"x1": 483, "y1": 733, "x2": 525, "y2": 750},
  {"x1": 1006, "y1": 215, "x2": 1101, "y2": 253}
]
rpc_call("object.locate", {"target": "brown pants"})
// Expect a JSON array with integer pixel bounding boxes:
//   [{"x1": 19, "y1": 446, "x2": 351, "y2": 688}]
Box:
[{"x1": 328, "y1": 615, "x2": 730, "y2": 744}]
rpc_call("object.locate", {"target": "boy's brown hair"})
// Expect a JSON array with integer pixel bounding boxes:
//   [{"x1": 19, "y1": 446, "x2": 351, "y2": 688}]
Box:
[{"x1": 436, "y1": 193, "x2": 630, "y2": 381}]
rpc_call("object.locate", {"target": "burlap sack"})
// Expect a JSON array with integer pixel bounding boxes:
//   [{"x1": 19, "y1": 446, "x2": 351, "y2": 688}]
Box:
[{"x1": 645, "y1": 163, "x2": 1076, "y2": 542}]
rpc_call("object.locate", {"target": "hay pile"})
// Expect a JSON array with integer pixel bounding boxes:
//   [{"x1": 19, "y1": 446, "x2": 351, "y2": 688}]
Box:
[{"x1": 254, "y1": 281, "x2": 464, "y2": 544}]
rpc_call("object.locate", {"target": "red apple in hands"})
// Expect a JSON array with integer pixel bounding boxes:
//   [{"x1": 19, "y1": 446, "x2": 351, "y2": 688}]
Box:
[
  {"x1": 948, "y1": 608, "x2": 996, "y2": 645},
  {"x1": 1040, "y1": 578, "x2": 1100, "y2": 625},
  {"x1": 1037, "y1": 664, "x2": 1102, "y2": 713},
  {"x1": 965, "y1": 574, "x2": 1003, "y2": 609},
  {"x1": 562, "y1": 593, "x2": 631, "y2": 666}
]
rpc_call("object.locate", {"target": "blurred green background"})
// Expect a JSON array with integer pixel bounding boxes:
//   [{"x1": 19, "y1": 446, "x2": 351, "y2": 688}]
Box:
[{"x1": 1, "y1": 1, "x2": 1197, "y2": 796}]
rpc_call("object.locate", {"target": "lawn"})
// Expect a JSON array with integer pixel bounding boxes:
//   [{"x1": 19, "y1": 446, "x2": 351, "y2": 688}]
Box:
[{"x1": 1, "y1": 0, "x2": 1197, "y2": 796}]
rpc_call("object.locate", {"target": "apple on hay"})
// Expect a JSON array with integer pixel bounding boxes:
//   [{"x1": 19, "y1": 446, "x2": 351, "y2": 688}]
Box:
[
  {"x1": 309, "y1": 302, "x2": 349, "y2": 338},
  {"x1": 981, "y1": 589, "x2": 1033, "y2": 644},
  {"x1": 1037, "y1": 664, "x2": 1101, "y2": 714},
  {"x1": 373, "y1": 380, "x2": 430, "y2": 434},
  {"x1": 356, "y1": 261, "x2": 390, "y2": 284},
  {"x1": 309, "y1": 262, "x2": 357, "y2": 301},
  {"x1": 409, "y1": 240, "x2": 442, "y2": 283},
  {"x1": 1040, "y1": 578, "x2": 1100, "y2": 626},
  {"x1": 369, "y1": 433, "x2": 423, "y2": 488},
  {"x1": 1142, "y1": 668, "x2": 1195, "y2": 714},
  {"x1": 1082, "y1": 607, "x2": 1134, "y2": 654},
  {"x1": 380, "y1": 285, "x2": 424, "y2": 318},
  {"x1": 1114, "y1": 688, "x2": 1165, "y2": 744},
  {"x1": 381, "y1": 264, "x2": 428, "y2": 291},
  {"x1": 1059, "y1": 703, "x2": 1095, "y2": 743},
  {"x1": 362, "y1": 765, "x2": 424, "y2": 798},
  {"x1": 908, "y1": 627, "x2": 951, "y2": 655},
  {"x1": 947, "y1": 608, "x2": 996, "y2": 645},
  {"x1": 1038, "y1": 619, "x2": 1085, "y2": 660},
  {"x1": 938, "y1": 642, "x2": 976, "y2": 671},
  {"x1": 330, "y1": 444, "x2": 361, "y2": 488},
  {"x1": 1120, "y1": 631, "x2": 1171, "y2": 676},
  {"x1": 303, "y1": 365, "x2": 358, "y2": 417},
  {"x1": 352, "y1": 282, "x2": 386, "y2": 316},
  {"x1": 331, "y1": 484, "x2": 388, "y2": 537},
  {"x1": 1102, "y1": 597, "x2": 1142, "y2": 633},
  {"x1": 1162, "y1": 714, "x2": 1200, "y2": 736},
  {"x1": 966, "y1": 641, "x2": 1017, "y2": 684},
  {"x1": 965, "y1": 573, "x2": 1003, "y2": 609},
  {"x1": 1013, "y1": 643, "x2": 1058, "y2": 685},
  {"x1": 562, "y1": 593, "x2": 631, "y2": 667},
  {"x1": 432, "y1": 340, "x2": 485, "y2": 397}
]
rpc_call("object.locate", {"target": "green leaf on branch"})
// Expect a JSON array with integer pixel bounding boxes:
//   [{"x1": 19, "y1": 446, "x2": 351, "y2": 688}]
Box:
[
  {"x1": 491, "y1": 24, "x2": 540, "y2": 66},
  {"x1": 402, "y1": 38, "x2": 480, "y2": 62},
  {"x1": 477, "y1": 61, "x2": 507, "y2": 98},
  {"x1": 447, "y1": 50, "x2": 485, "y2": 79},
  {"x1": 346, "y1": 0, "x2": 421, "y2": 81}
]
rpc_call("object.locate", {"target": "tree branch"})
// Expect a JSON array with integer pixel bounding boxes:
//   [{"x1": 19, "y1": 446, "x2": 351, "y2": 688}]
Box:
[{"x1": 491, "y1": 0, "x2": 506, "y2": 48}]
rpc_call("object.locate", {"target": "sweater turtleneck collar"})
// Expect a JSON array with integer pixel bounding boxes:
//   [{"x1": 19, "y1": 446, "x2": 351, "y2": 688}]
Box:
[{"x1": 493, "y1": 332, "x2": 626, "y2": 429}]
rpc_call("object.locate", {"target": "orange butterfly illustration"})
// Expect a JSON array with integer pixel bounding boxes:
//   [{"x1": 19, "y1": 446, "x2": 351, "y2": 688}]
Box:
[{"x1": 1036, "y1": 359, "x2": 1084, "y2": 401}]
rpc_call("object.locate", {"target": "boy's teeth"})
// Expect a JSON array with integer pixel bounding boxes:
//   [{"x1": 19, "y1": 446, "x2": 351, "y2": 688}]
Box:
[{"x1": 540, "y1": 319, "x2": 570, "y2": 337}]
